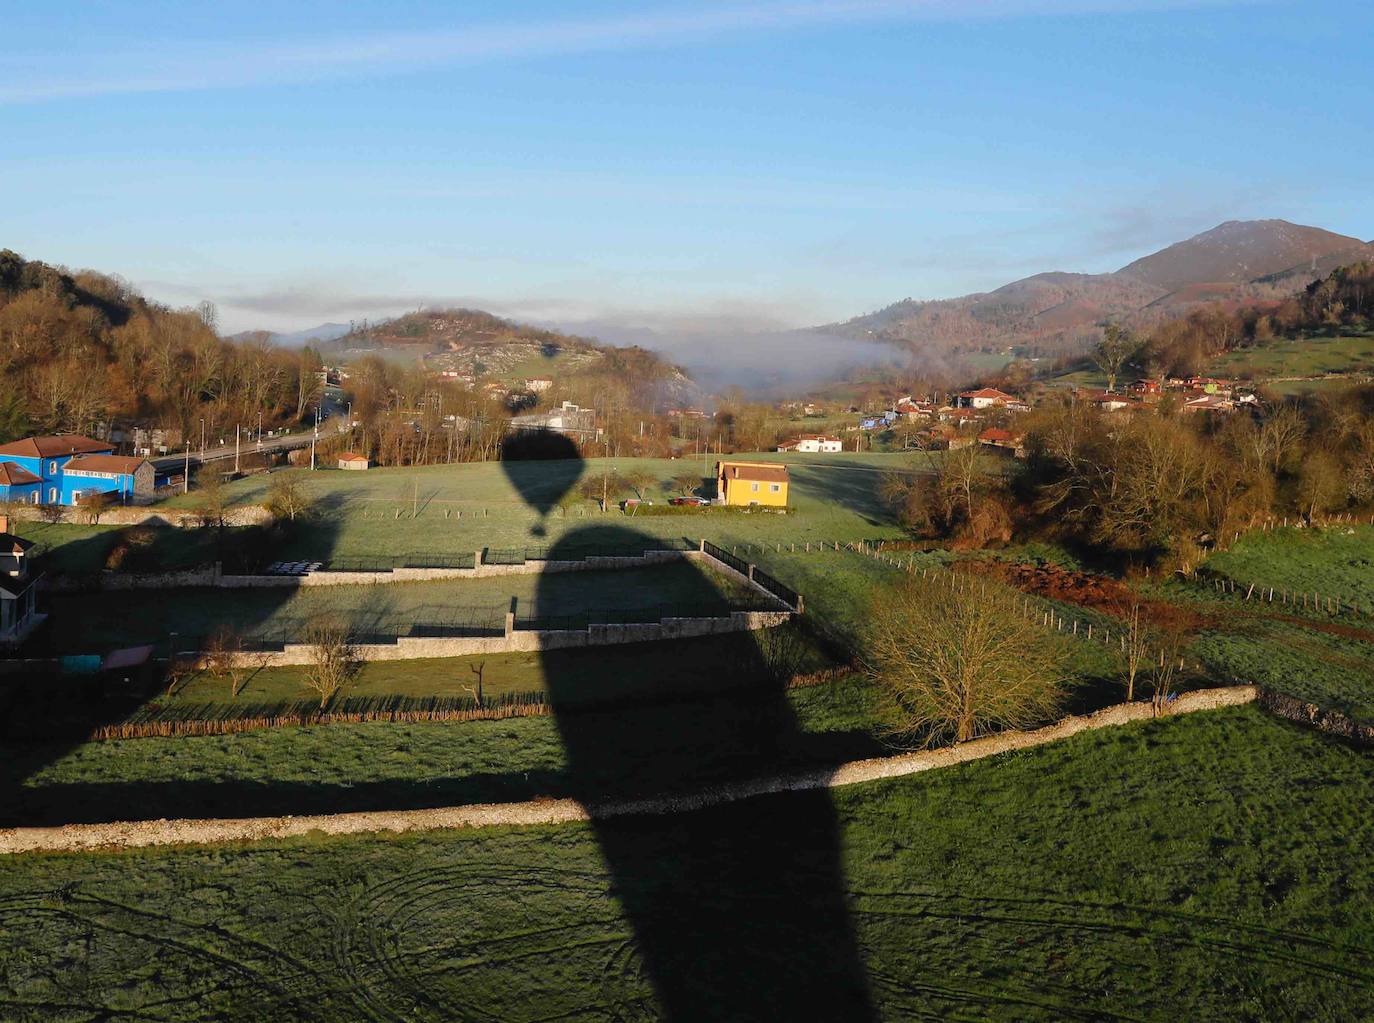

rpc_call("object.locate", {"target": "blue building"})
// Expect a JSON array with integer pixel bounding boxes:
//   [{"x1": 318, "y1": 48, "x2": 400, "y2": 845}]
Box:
[{"x1": 0, "y1": 434, "x2": 154, "y2": 507}]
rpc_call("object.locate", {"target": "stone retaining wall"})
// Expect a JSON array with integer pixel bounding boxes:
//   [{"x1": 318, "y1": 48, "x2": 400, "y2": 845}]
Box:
[
  {"x1": 0, "y1": 686, "x2": 1258, "y2": 854},
  {"x1": 216, "y1": 610, "x2": 792, "y2": 667}
]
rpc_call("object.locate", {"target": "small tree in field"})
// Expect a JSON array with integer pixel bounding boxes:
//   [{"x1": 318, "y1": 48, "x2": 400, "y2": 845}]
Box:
[
  {"x1": 672, "y1": 472, "x2": 702, "y2": 497},
  {"x1": 204, "y1": 625, "x2": 249, "y2": 698},
  {"x1": 194, "y1": 471, "x2": 228, "y2": 530},
  {"x1": 266, "y1": 472, "x2": 312, "y2": 522},
  {"x1": 624, "y1": 470, "x2": 655, "y2": 502},
  {"x1": 1121, "y1": 604, "x2": 1149, "y2": 703},
  {"x1": 302, "y1": 616, "x2": 358, "y2": 709},
  {"x1": 863, "y1": 576, "x2": 1071, "y2": 746},
  {"x1": 81, "y1": 491, "x2": 112, "y2": 525},
  {"x1": 38, "y1": 502, "x2": 66, "y2": 525},
  {"x1": 1091, "y1": 323, "x2": 1138, "y2": 393}
]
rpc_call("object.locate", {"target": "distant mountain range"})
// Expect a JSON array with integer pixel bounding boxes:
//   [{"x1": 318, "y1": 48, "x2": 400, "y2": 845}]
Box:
[
  {"x1": 823, "y1": 219, "x2": 1374, "y2": 356},
  {"x1": 228, "y1": 322, "x2": 353, "y2": 346}
]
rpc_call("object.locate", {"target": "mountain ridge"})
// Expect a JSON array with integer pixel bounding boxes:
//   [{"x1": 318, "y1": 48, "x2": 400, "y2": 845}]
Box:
[{"x1": 823, "y1": 219, "x2": 1374, "y2": 356}]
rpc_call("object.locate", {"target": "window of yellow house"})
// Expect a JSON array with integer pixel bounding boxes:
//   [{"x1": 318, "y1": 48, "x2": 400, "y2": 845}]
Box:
[{"x1": 751, "y1": 482, "x2": 759, "y2": 492}]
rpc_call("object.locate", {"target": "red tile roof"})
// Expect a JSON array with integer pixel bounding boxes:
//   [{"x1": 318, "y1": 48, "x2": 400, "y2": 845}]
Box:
[
  {"x1": 959, "y1": 387, "x2": 1017, "y2": 400},
  {"x1": 63, "y1": 454, "x2": 149, "y2": 475},
  {"x1": 0, "y1": 462, "x2": 41, "y2": 486},
  {"x1": 0, "y1": 435, "x2": 113, "y2": 459},
  {"x1": 338, "y1": 452, "x2": 369, "y2": 462},
  {"x1": 719, "y1": 461, "x2": 790, "y2": 484}
]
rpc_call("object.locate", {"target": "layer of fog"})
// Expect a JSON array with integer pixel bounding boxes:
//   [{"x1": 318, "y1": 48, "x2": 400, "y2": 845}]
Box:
[{"x1": 536, "y1": 313, "x2": 911, "y2": 396}]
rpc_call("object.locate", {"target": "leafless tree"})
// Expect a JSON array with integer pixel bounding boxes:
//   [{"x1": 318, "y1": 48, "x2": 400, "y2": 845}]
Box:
[
  {"x1": 266, "y1": 472, "x2": 312, "y2": 522},
  {"x1": 301, "y1": 616, "x2": 358, "y2": 709},
  {"x1": 1121, "y1": 604, "x2": 1148, "y2": 703},
  {"x1": 204, "y1": 625, "x2": 249, "y2": 698},
  {"x1": 463, "y1": 661, "x2": 486, "y2": 707},
  {"x1": 863, "y1": 576, "x2": 1071, "y2": 746}
]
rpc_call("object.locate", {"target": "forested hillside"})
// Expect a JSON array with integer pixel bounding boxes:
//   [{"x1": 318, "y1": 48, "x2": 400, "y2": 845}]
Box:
[{"x1": 0, "y1": 250, "x2": 321, "y2": 446}]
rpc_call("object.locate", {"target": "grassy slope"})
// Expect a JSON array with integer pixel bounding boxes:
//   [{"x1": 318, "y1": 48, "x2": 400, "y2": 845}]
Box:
[
  {"x1": 29, "y1": 452, "x2": 917, "y2": 571},
  {"x1": 1205, "y1": 525, "x2": 1374, "y2": 607},
  {"x1": 1208, "y1": 332, "x2": 1374, "y2": 381},
  {"x1": 7, "y1": 676, "x2": 879, "y2": 826},
  {"x1": 2, "y1": 707, "x2": 1371, "y2": 1021}
]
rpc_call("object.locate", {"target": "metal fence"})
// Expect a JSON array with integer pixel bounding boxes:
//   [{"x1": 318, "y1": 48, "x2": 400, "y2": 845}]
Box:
[
  {"x1": 702, "y1": 540, "x2": 749, "y2": 577},
  {"x1": 750, "y1": 566, "x2": 801, "y2": 610},
  {"x1": 513, "y1": 600, "x2": 765, "y2": 633},
  {"x1": 484, "y1": 538, "x2": 695, "y2": 565}
]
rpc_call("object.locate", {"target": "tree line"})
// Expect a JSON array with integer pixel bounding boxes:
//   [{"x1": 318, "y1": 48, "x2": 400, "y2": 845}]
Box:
[{"x1": 0, "y1": 249, "x2": 322, "y2": 446}]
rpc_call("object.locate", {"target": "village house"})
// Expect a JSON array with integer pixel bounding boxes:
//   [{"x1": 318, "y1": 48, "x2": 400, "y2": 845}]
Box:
[
  {"x1": 0, "y1": 517, "x2": 41, "y2": 648},
  {"x1": 1183, "y1": 394, "x2": 1237, "y2": 415},
  {"x1": 776, "y1": 434, "x2": 843, "y2": 453},
  {"x1": 978, "y1": 427, "x2": 1027, "y2": 457},
  {"x1": 957, "y1": 387, "x2": 1019, "y2": 410},
  {"x1": 510, "y1": 400, "x2": 599, "y2": 440},
  {"x1": 1088, "y1": 391, "x2": 1133, "y2": 413},
  {"x1": 338, "y1": 452, "x2": 371, "y2": 470},
  {"x1": 1129, "y1": 378, "x2": 1163, "y2": 397},
  {"x1": 0, "y1": 435, "x2": 154, "y2": 507},
  {"x1": 715, "y1": 460, "x2": 789, "y2": 507}
]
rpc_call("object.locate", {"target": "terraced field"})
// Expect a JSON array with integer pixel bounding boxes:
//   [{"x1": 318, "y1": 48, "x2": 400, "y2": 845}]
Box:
[{"x1": 3, "y1": 707, "x2": 1371, "y2": 1021}]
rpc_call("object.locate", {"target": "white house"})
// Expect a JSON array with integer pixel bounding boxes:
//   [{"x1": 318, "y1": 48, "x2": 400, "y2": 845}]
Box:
[
  {"x1": 957, "y1": 387, "x2": 1019, "y2": 410},
  {"x1": 777, "y1": 434, "x2": 843, "y2": 453}
]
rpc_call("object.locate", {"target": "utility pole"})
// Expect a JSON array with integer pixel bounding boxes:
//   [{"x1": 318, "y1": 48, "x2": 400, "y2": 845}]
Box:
[
  {"x1": 234, "y1": 425, "x2": 240, "y2": 474},
  {"x1": 310, "y1": 436, "x2": 316, "y2": 471},
  {"x1": 199, "y1": 418, "x2": 205, "y2": 461},
  {"x1": 183, "y1": 442, "x2": 190, "y2": 493}
]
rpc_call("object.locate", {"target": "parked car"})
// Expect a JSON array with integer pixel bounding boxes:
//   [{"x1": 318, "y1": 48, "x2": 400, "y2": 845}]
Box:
[
  {"x1": 668, "y1": 496, "x2": 709, "y2": 506},
  {"x1": 620, "y1": 498, "x2": 654, "y2": 511}
]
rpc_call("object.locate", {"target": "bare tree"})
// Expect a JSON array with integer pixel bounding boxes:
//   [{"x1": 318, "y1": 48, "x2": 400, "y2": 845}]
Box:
[
  {"x1": 301, "y1": 616, "x2": 358, "y2": 709},
  {"x1": 266, "y1": 472, "x2": 312, "y2": 522},
  {"x1": 463, "y1": 661, "x2": 486, "y2": 708},
  {"x1": 204, "y1": 625, "x2": 249, "y2": 698},
  {"x1": 194, "y1": 470, "x2": 229, "y2": 530},
  {"x1": 672, "y1": 472, "x2": 702, "y2": 496},
  {"x1": 863, "y1": 576, "x2": 1071, "y2": 746},
  {"x1": 1091, "y1": 323, "x2": 1138, "y2": 393},
  {"x1": 1148, "y1": 629, "x2": 1186, "y2": 716},
  {"x1": 1121, "y1": 604, "x2": 1148, "y2": 703},
  {"x1": 80, "y1": 491, "x2": 112, "y2": 525}
]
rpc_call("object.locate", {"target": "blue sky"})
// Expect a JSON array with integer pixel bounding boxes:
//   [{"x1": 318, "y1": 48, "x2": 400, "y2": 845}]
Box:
[{"x1": 2, "y1": 0, "x2": 1371, "y2": 334}]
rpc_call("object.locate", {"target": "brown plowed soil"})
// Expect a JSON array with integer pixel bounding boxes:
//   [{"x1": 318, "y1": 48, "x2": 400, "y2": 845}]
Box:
[{"x1": 967, "y1": 561, "x2": 1215, "y2": 632}]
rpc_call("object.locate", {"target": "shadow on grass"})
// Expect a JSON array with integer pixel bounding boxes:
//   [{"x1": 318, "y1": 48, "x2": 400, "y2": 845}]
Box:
[{"x1": 0, "y1": 503, "x2": 346, "y2": 829}]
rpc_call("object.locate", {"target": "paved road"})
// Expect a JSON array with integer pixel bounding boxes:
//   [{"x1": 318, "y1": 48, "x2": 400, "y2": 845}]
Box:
[{"x1": 151, "y1": 417, "x2": 348, "y2": 472}]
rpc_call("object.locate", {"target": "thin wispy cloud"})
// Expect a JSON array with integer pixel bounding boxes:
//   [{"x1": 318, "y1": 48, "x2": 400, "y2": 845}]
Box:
[{"x1": 1, "y1": 0, "x2": 1254, "y2": 104}]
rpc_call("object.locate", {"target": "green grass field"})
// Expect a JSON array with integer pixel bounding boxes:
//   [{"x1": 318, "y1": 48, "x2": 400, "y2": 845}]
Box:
[
  {"x1": 39, "y1": 561, "x2": 756, "y2": 653},
  {"x1": 3, "y1": 706, "x2": 1371, "y2": 1020},
  {"x1": 23, "y1": 452, "x2": 919, "y2": 572},
  {"x1": 1205, "y1": 524, "x2": 1374, "y2": 608},
  {"x1": 1208, "y1": 332, "x2": 1374, "y2": 381},
  {"x1": 5, "y1": 671, "x2": 878, "y2": 826}
]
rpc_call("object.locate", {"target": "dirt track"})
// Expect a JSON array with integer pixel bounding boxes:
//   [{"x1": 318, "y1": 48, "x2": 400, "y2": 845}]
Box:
[{"x1": 0, "y1": 686, "x2": 1257, "y2": 856}]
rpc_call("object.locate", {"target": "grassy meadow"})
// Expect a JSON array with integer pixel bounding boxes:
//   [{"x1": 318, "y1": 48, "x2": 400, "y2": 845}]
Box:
[
  {"x1": 3, "y1": 706, "x2": 1372, "y2": 1021},
  {"x1": 39, "y1": 561, "x2": 755, "y2": 653}
]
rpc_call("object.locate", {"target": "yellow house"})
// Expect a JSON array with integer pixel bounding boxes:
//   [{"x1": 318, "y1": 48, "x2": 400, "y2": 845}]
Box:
[{"x1": 716, "y1": 460, "x2": 789, "y2": 507}]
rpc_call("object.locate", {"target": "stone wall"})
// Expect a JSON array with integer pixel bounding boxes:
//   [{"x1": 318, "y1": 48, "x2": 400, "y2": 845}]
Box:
[{"x1": 215, "y1": 609, "x2": 791, "y2": 667}]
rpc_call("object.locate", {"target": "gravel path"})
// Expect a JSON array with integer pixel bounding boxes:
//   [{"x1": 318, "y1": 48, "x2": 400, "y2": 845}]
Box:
[{"x1": 0, "y1": 686, "x2": 1257, "y2": 855}]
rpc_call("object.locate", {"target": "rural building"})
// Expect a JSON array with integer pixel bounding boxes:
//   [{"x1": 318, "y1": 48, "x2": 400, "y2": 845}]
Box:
[
  {"x1": 777, "y1": 434, "x2": 843, "y2": 453},
  {"x1": 510, "y1": 400, "x2": 599, "y2": 440},
  {"x1": 1129, "y1": 378, "x2": 1162, "y2": 397},
  {"x1": 1089, "y1": 391, "x2": 1133, "y2": 412},
  {"x1": 0, "y1": 519, "x2": 41, "y2": 648},
  {"x1": 978, "y1": 427, "x2": 1027, "y2": 457},
  {"x1": 957, "y1": 387, "x2": 1019, "y2": 410},
  {"x1": 338, "y1": 452, "x2": 371, "y2": 470},
  {"x1": 524, "y1": 377, "x2": 553, "y2": 393},
  {"x1": 1183, "y1": 394, "x2": 1236, "y2": 415},
  {"x1": 0, "y1": 434, "x2": 153, "y2": 506},
  {"x1": 716, "y1": 460, "x2": 789, "y2": 507}
]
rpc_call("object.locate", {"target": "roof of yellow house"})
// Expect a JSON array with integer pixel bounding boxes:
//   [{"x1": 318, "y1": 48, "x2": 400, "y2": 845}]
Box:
[{"x1": 719, "y1": 461, "x2": 789, "y2": 483}]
